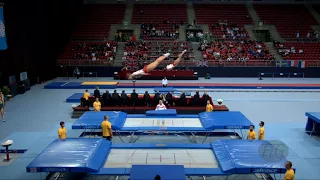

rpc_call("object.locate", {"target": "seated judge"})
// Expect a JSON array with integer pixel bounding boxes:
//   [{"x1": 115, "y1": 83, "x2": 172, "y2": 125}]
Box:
[
  {"x1": 154, "y1": 90, "x2": 161, "y2": 105},
  {"x1": 156, "y1": 100, "x2": 167, "y2": 110},
  {"x1": 144, "y1": 91, "x2": 151, "y2": 106},
  {"x1": 93, "y1": 98, "x2": 101, "y2": 111},
  {"x1": 179, "y1": 91, "x2": 187, "y2": 106},
  {"x1": 121, "y1": 90, "x2": 128, "y2": 106},
  {"x1": 102, "y1": 90, "x2": 112, "y2": 106},
  {"x1": 166, "y1": 91, "x2": 173, "y2": 106},
  {"x1": 202, "y1": 91, "x2": 210, "y2": 106},
  {"x1": 94, "y1": 87, "x2": 100, "y2": 99},
  {"x1": 193, "y1": 91, "x2": 200, "y2": 106},
  {"x1": 162, "y1": 77, "x2": 168, "y2": 87},
  {"x1": 131, "y1": 89, "x2": 139, "y2": 106},
  {"x1": 112, "y1": 90, "x2": 121, "y2": 106}
]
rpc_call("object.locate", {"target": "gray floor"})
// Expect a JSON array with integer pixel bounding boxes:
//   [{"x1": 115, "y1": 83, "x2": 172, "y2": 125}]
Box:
[{"x1": 0, "y1": 77, "x2": 319, "y2": 180}]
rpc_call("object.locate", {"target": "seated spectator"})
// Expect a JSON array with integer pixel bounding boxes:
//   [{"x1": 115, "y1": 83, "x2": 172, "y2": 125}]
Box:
[
  {"x1": 102, "y1": 90, "x2": 112, "y2": 106},
  {"x1": 206, "y1": 100, "x2": 213, "y2": 112},
  {"x1": 112, "y1": 90, "x2": 121, "y2": 106},
  {"x1": 144, "y1": 91, "x2": 151, "y2": 106},
  {"x1": 94, "y1": 87, "x2": 100, "y2": 99},
  {"x1": 93, "y1": 98, "x2": 101, "y2": 111},
  {"x1": 155, "y1": 100, "x2": 167, "y2": 111},
  {"x1": 162, "y1": 77, "x2": 168, "y2": 87},
  {"x1": 131, "y1": 89, "x2": 139, "y2": 106},
  {"x1": 121, "y1": 90, "x2": 128, "y2": 106}
]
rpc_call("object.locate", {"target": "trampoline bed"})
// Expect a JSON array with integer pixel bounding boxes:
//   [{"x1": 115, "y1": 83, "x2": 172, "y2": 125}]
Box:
[{"x1": 26, "y1": 139, "x2": 291, "y2": 178}]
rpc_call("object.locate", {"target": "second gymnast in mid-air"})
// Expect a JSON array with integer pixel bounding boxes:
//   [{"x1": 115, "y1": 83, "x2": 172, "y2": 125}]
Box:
[{"x1": 127, "y1": 50, "x2": 187, "y2": 79}]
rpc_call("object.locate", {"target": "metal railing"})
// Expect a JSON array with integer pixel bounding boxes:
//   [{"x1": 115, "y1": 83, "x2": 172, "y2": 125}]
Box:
[{"x1": 57, "y1": 59, "x2": 320, "y2": 67}]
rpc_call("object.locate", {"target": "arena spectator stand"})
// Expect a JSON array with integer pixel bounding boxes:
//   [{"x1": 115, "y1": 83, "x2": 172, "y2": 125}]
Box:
[
  {"x1": 194, "y1": 4, "x2": 251, "y2": 40},
  {"x1": 275, "y1": 42, "x2": 320, "y2": 67},
  {"x1": 121, "y1": 40, "x2": 195, "y2": 70},
  {"x1": 199, "y1": 40, "x2": 275, "y2": 67},
  {"x1": 254, "y1": 5, "x2": 318, "y2": 40},
  {"x1": 72, "y1": 5, "x2": 126, "y2": 40},
  {"x1": 132, "y1": 4, "x2": 188, "y2": 40},
  {"x1": 57, "y1": 41, "x2": 118, "y2": 66}
]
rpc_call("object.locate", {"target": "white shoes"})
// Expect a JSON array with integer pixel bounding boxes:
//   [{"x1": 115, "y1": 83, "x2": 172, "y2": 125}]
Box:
[
  {"x1": 163, "y1": 53, "x2": 170, "y2": 58},
  {"x1": 166, "y1": 64, "x2": 175, "y2": 70}
]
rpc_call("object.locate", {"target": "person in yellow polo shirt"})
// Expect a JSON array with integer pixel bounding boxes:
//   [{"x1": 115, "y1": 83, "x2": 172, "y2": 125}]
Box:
[
  {"x1": 258, "y1": 121, "x2": 265, "y2": 140},
  {"x1": 284, "y1": 161, "x2": 294, "y2": 180},
  {"x1": 101, "y1": 115, "x2": 112, "y2": 141},
  {"x1": 82, "y1": 90, "x2": 90, "y2": 107},
  {"x1": 206, "y1": 100, "x2": 213, "y2": 112},
  {"x1": 58, "y1": 121, "x2": 67, "y2": 140},
  {"x1": 247, "y1": 125, "x2": 256, "y2": 140},
  {"x1": 93, "y1": 98, "x2": 101, "y2": 111}
]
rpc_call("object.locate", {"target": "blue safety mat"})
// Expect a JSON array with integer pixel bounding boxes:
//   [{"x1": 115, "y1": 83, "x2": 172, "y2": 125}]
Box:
[
  {"x1": 44, "y1": 82, "x2": 117, "y2": 89},
  {"x1": 66, "y1": 93, "x2": 90, "y2": 103},
  {"x1": 199, "y1": 111, "x2": 252, "y2": 130},
  {"x1": 211, "y1": 140, "x2": 288, "y2": 174},
  {"x1": 130, "y1": 165, "x2": 185, "y2": 180},
  {"x1": 26, "y1": 139, "x2": 111, "y2": 173},
  {"x1": 154, "y1": 87, "x2": 175, "y2": 93},
  {"x1": 305, "y1": 112, "x2": 320, "y2": 133},
  {"x1": 146, "y1": 109, "x2": 177, "y2": 116},
  {"x1": 72, "y1": 111, "x2": 127, "y2": 130}
]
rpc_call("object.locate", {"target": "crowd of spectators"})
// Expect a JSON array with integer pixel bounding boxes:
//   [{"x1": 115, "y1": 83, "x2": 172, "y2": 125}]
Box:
[
  {"x1": 211, "y1": 20, "x2": 247, "y2": 40},
  {"x1": 274, "y1": 41, "x2": 304, "y2": 57},
  {"x1": 140, "y1": 22, "x2": 180, "y2": 39},
  {"x1": 199, "y1": 39, "x2": 275, "y2": 62},
  {"x1": 71, "y1": 41, "x2": 117, "y2": 62}
]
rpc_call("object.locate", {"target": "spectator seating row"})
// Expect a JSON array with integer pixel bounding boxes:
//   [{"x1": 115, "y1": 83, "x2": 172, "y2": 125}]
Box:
[
  {"x1": 72, "y1": 5, "x2": 126, "y2": 40},
  {"x1": 132, "y1": 4, "x2": 187, "y2": 40},
  {"x1": 254, "y1": 5, "x2": 317, "y2": 39},
  {"x1": 276, "y1": 42, "x2": 320, "y2": 61}
]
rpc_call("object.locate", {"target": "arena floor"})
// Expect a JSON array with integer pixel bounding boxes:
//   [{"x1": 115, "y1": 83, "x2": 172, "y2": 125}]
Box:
[{"x1": 0, "y1": 77, "x2": 320, "y2": 180}]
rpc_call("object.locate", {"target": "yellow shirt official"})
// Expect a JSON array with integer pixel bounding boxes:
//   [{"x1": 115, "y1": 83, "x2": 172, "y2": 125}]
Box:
[
  {"x1": 101, "y1": 121, "x2": 112, "y2": 137},
  {"x1": 93, "y1": 101, "x2": 101, "y2": 111},
  {"x1": 284, "y1": 169, "x2": 294, "y2": 180},
  {"x1": 58, "y1": 127, "x2": 67, "y2": 139},
  {"x1": 83, "y1": 92, "x2": 90, "y2": 100},
  {"x1": 248, "y1": 130, "x2": 256, "y2": 140},
  {"x1": 258, "y1": 127, "x2": 265, "y2": 140},
  {"x1": 206, "y1": 104, "x2": 213, "y2": 112}
]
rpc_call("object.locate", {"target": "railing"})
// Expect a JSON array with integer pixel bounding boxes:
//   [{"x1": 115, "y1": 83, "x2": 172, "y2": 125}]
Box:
[{"x1": 57, "y1": 59, "x2": 320, "y2": 67}]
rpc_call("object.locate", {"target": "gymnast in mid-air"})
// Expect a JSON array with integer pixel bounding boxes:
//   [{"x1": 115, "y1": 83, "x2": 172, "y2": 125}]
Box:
[{"x1": 127, "y1": 50, "x2": 187, "y2": 80}]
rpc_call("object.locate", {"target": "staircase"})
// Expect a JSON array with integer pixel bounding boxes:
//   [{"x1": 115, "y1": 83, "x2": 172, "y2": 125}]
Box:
[
  {"x1": 123, "y1": 3, "x2": 133, "y2": 24},
  {"x1": 265, "y1": 42, "x2": 282, "y2": 60},
  {"x1": 192, "y1": 42, "x2": 202, "y2": 61},
  {"x1": 187, "y1": 4, "x2": 196, "y2": 25},
  {"x1": 306, "y1": 4, "x2": 320, "y2": 25},
  {"x1": 246, "y1": 2, "x2": 260, "y2": 25},
  {"x1": 113, "y1": 42, "x2": 125, "y2": 67}
]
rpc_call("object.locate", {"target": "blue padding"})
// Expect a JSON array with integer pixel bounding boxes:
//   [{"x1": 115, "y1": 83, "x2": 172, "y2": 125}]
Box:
[
  {"x1": 305, "y1": 112, "x2": 320, "y2": 123},
  {"x1": 154, "y1": 87, "x2": 175, "y2": 93},
  {"x1": 130, "y1": 165, "x2": 185, "y2": 180},
  {"x1": 127, "y1": 114, "x2": 199, "y2": 118},
  {"x1": 44, "y1": 82, "x2": 67, "y2": 89},
  {"x1": 26, "y1": 139, "x2": 111, "y2": 173},
  {"x1": 111, "y1": 143, "x2": 211, "y2": 149},
  {"x1": 120, "y1": 127, "x2": 206, "y2": 131},
  {"x1": 146, "y1": 109, "x2": 177, "y2": 116},
  {"x1": 305, "y1": 112, "x2": 320, "y2": 133},
  {"x1": 72, "y1": 111, "x2": 127, "y2": 130},
  {"x1": 199, "y1": 111, "x2": 253, "y2": 130},
  {"x1": 66, "y1": 93, "x2": 91, "y2": 103},
  {"x1": 212, "y1": 140, "x2": 288, "y2": 174}
]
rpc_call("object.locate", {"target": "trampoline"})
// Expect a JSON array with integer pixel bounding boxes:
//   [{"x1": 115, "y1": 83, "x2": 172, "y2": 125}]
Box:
[
  {"x1": 26, "y1": 139, "x2": 291, "y2": 178},
  {"x1": 305, "y1": 112, "x2": 320, "y2": 136},
  {"x1": 72, "y1": 110, "x2": 253, "y2": 143}
]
